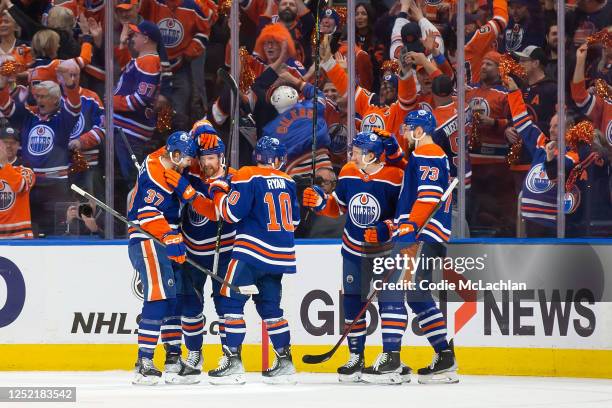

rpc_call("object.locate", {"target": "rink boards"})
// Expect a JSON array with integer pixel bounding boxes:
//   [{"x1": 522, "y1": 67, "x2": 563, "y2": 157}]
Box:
[{"x1": 0, "y1": 240, "x2": 611, "y2": 378}]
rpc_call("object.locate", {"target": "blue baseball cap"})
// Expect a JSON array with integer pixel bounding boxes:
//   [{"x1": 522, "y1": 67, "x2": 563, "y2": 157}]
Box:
[{"x1": 129, "y1": 20, "x2": 162, "y2": 45}]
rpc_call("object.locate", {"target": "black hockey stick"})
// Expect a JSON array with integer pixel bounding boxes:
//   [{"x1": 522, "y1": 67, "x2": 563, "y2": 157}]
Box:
[
  {"x1": 70, "y1": 184, "x2": 259, "y2": 295},
  {"x1": 302, "y1": 178, "x2": 459, "y2": 364},
  {"x1": 117, "y1": 127, "x2": 141, "y2": 170},
  {"x1": 210, "y1": 68, "x2": 240, "y2": 276}
]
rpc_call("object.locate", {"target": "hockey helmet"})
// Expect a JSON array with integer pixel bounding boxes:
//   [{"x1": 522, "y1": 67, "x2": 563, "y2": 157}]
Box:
[
  {"x1": 351, "y1": 131, "x2": 384, "y2": 160},
  {"x1": 404, "y1": 109, "x2": 437, "y2": 136},
  {"x1": 270, "y1": 85, "x2": 299, "y2": 114},
  {"x1": 166, "y1": 131, "x2": 197, "y2": 164},
  {"x1": 253, "y1": 136, "x2": 288, "y2": 169}
]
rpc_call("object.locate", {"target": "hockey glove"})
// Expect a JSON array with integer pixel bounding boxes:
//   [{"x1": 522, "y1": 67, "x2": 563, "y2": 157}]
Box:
[
  {"x1": 164, "y1": 168, "x2": 196, "y2": 203},
  {"x1": 198, "y1": 133, "x2": 219, "y2": 150},
  {"x1": 162, "y1": 231, "x2": 187, "y2": 264},
  {"x1": 396, "y1": 221, "x2": 418, "y2": 243},
  {"x1": 208, "y1": 179, "x2": 230, "y2": 197},
  {"x1": 302, "y1": 185, "x2": 327, "y2": 212},
  {"x1": 364, "y1": 219, "x2": 395, "y2": 243},
  {"x1": 374, "y1": 128, "x2": 403, "y2": 162}
]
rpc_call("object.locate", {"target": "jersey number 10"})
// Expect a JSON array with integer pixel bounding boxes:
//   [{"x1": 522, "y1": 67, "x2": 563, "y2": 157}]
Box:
[{"x1": 264, "y1": 192, "x2": 294, "y2": 232}]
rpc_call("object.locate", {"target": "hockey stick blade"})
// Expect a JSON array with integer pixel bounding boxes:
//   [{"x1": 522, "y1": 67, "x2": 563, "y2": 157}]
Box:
[
  {"x1": 70, "y1": 184, "x2": 259, "y2": 296},
  {"x1": 302, "y1": 347, "x2": 338, "y2": 364}
]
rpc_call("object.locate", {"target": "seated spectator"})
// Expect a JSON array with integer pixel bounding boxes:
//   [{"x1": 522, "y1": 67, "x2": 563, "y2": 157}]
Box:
[
  {"x1": 61, "y1": 200, "x2": 103, "y2": 237},
  {"x1": 0, "y1": 60, "x2": 81, "y2": 236},
  {"x1": 544, "y1": 23, "x2": 558, "y2": 79},
  {"x1": 0, "y1": 124, "x2": 35, "y2": 239}
]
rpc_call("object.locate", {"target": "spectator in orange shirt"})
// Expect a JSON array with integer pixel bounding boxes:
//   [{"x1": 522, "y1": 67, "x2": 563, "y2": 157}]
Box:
[{"x1": 0, "y1": 124, "x2": 35, "y2": 239}]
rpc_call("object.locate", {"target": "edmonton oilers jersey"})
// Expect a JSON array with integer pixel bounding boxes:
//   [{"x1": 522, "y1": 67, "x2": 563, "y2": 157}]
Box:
[
  {"x1": 181, "y1": 167, "x2": 237, "y2": 266},
  {"x1": 4, "y1": 95, "x2": 81, "y2": 182},
  {"x1": 394, "y1": 144, "x2": 452, "y2": 243},
  {"x1": 333, "y1": 162, "x2": 403, "y2": 259},
  {"x1": 127, "y1": 149, "x2": 182, "y2": 243},
  {"x1": 508, "y1": 91, "x2": 579, "y2": 226},
  {"x1": 217, "y1": 166, "x2": 300, "y2": 274}
]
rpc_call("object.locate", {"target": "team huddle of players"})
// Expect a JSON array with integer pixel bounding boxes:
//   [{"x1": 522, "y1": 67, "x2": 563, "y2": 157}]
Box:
[{"x1": 127, "y1": 109, "x2": 458, "y2": 386}]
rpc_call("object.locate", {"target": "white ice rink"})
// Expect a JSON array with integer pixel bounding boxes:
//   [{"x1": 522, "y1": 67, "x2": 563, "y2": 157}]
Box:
[{"x1": 2, "y1": 372, "x2": 612, "y2": 408}]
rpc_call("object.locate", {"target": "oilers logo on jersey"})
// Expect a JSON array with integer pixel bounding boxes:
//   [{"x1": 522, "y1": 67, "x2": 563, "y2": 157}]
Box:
[
  {"x1": 525, "y1": 163, "x2": 554, "y2": 194},
  {"x1": 418, "y1": 102, "x2": 434, "y2": 113},
  {"x1": 606, "y1": 121, "x2": 612, "y2": 146},
  {"x1": 158, "y1": 18, "x2": 184, "y2": 48},
  {"x1": 70, "y1": 113, "x2": 86, "y2": 139},
  {"x1": 504, "y1": 24, "x2": 524, "y2": 52},
  {"x1": 27, "y1": 125, "x2": 55, "y2": 156},
  {"x1": 187, "y1": 204, "x2": 210, "y2": 227},
  {"x1": 0, "y1": 181, "x2": 16, "y2": 211},
  {"x1": 349, "y1": 193, "x2": 381, "y2": 227},
  {"x1": 361, "y1": 113, "x2": 386, "y2": 133},
  {"x1": 425, "y1": 0, "x2": 443, "y2": 5},
  {"x1": 469, "y1": 97, "x2": 491, "y2": 119},
  {"x1": 564, "y1": 185, "x2": 581, "y2": 215},
  {"x1": 329, "y1": 123, "x2": 348, "y2": 155}
]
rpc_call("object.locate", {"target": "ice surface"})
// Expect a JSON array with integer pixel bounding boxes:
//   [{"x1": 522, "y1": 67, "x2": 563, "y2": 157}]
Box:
[{"x1": 2, "y1": 371, "x2": 612, "y2": 408}]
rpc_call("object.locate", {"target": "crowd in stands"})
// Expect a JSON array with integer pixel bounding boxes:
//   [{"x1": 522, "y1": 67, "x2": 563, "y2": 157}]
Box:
[{"x1": 0, "y1": 0, "x2": 609, "y2": 239}]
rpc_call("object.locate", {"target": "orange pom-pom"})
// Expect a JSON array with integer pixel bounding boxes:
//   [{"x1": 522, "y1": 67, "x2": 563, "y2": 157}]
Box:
[
  {"x1": 565, "y1": 121, "x2": 595, "y2": 150},
  {"x1": 499, "y1": 53, "x2": 526, "y2": 83},
  {"x1": 218, "y1": 0, "x2": 231, "y2": 16},
  {"x1": 586, "y1": 29, "x2": 612, "y2": 48},
  {"x1": 381, "y1": 60, "x2": 400, "y2": 75},
  {"x1": 0, "y1": 60, "x2": 26, "y2": 77},
  {"x1": 156, "y1": 105, "x2": 174, "y2": 133},
  {"x1": 594, "y1": 78, "x2": 611, "y2": 100},
  {"x1": 239, "y1": 47, "x2": 256, "y2": 93},
  {"x1": 69, "y1": 150, "x2": 89, "y2": 175},
  {"x1": 507, "y1": 139, "x2": 523, "y2": 165}
]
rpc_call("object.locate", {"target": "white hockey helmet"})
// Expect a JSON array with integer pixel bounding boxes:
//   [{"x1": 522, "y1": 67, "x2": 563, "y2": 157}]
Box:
[{"x1": 270, "y1": 85, "x2": 298, "y2": 114}]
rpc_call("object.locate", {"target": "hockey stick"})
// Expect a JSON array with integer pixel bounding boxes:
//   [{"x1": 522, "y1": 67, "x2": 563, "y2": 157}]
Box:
[
  {"x1": 70, "y1": 184, "x2": 259, "y2": 295},
  {"x1": 302, "y1": 177, "x2": 459, "y2": 364},
  {"x1": 117, "y1": 127, "x2": 141, "y2": 170},
  {"x1": 210, "y1": 68, "x2": 240, "y2": 276}
]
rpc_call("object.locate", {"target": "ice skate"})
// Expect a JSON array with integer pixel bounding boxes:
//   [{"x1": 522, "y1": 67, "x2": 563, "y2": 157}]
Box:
[
  {"x1": 164, "y1": 351, "x2": 201, "y2": 384},
  {"x1": 337, "y1": 352, "x2": 364, "y2": 383},
  {"x1": 262, "y1": 346, "x2": 297, "y2": 384},
  {"x1": 417, "y1": 340, "x2": 459, "y2": 384},
  {"x1": 208, "y1": 345, "x2": 246, "y2": 385},
  {"x1": 361, "y1": 351, "x2": 403, "y2": 384},
  {"x1": 132, "y1": 357, "x2": 162, "y2": 386}
]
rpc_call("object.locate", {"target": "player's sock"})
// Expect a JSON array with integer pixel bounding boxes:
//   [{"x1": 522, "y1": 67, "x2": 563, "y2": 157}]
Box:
[
  {"x1": 218, "y1": 317, "x2": 227, "y2": 347},
  {"x1": 263, "y1": 317, "x2": 290, "y2": 350},
  {"x1": 161, "y1": 297, "x2": 182, "y2": 355},
  {"x1": 137, "y1": 300, "x2": 168, "y2": 359},
  {"x1": 380, "y1": 302, "x2": 408, "y2": 352},
  {"x1": 223, "y1": 314, "x2": 246, "y2": 353},
  {"x1": 411, "y1": 302, "x2": 449, "y2": 352},
  {"x1": 213, "y1": 298, "x2": 226, "y2": 347},
  {"x1": 161, "y1": 315, "x2": 182, "y2": 354},
  {"x1": 181, "y1": 292, "x2": 205, "y2": 352},
  {"x1": 181, "y1": 314, "x2": 204, "y2": 351},
  {"x1": 344, "y1": 294, "x2": 366, "y2": 354}
]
